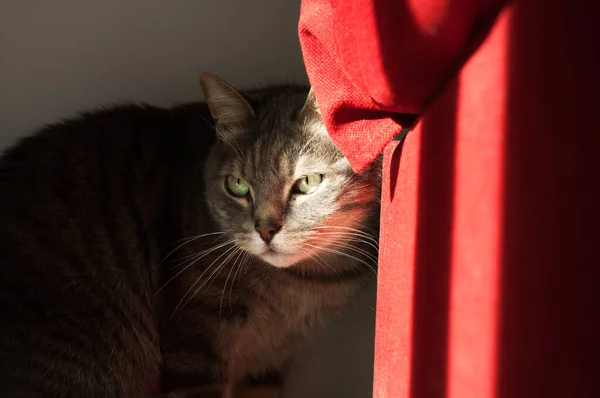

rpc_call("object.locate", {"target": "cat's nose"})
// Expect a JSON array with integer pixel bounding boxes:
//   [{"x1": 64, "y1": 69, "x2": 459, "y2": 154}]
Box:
[{"x1": 255, "y1": 220, "x2": 282, "y2": 243}]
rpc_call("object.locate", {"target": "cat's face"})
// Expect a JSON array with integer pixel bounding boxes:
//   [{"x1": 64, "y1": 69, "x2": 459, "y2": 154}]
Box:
[{"x1": 201, "y1": 74, "x2": 380, "y2": 268}]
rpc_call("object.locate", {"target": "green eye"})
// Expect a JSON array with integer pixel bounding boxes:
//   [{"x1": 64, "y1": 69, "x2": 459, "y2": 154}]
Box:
[
  {"x1": 294, "y1": 174, "x2": 323, "y2": 195},
  {"x1": 226, "y1": 176, "x2": 250, "y2": 197}
]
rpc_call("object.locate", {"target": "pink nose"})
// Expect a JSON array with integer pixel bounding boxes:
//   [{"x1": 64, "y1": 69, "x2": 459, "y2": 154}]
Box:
[{"x1": 255, "y1": 221, "x2": 282, "y2": 243}]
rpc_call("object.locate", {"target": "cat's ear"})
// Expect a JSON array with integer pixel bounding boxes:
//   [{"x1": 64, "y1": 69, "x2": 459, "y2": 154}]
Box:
[
  {"x1": 301, "y1": 88, "x2": 329, "y2": 138},
  {"x1": 300, "y1": 88, "x2": 322, "y2": 121},
  {"x1": 199, "y1": 73, "x2": 254, "y2": 140}
]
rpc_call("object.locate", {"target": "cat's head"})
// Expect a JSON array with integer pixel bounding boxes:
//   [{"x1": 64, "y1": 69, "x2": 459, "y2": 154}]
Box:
[{"x1": 200, "y1": 73, "x2": 380, "y2": 269}]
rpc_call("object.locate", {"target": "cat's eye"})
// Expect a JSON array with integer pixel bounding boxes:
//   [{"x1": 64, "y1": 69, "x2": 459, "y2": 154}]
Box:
[
  {"x1": 226, "y1": 176, "x2": 250, "y2": 197},
  {"x1": 294, "y1": 174, "x2": 323, "y2": 195}
]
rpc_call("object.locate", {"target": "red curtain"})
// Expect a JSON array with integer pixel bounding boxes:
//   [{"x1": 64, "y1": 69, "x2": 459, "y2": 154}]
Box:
[{"x1": 299, "y1": 0, "x2": 600, "y2": 397}]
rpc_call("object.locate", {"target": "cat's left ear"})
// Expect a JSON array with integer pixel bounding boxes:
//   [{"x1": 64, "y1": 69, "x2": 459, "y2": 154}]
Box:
[{"x1": 199, "y1": 73, "x2": 254, "y2": 140}]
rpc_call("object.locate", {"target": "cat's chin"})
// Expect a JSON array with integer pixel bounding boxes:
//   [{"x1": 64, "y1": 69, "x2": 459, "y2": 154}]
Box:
[{"x1": 259, "y1": 251, "x2": 304, "y2": 268}]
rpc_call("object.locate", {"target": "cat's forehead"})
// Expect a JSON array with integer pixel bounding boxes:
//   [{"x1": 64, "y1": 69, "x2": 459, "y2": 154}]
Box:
[
  {"x1": 243, "y1": 135, "x2": 335, "y2": 180},
  {"x1": 219, "y1": 127, "x2": 345, "y2": 184},
  {"x1": 215, "y1": 89, "x2": 350, "y2": 183}
]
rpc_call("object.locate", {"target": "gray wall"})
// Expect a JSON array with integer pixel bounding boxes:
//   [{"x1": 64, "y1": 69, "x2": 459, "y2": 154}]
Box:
[{"x1": 0, "y1": 1, "x2": 376, "y2": 396}]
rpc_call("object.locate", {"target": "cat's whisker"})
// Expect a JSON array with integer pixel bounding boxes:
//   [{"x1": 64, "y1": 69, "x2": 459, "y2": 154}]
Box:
[
  {"x1": 304, "y1": 243, "x2": 378, "y2": 276},
  {"x1": 159, "y1": 235, "x2": 210, "y2": 268},
  {"x1": 312, "y1": 225, "x2": 378, "y2": 237},
  {"x1": 300, "y1": 240, "x2": 373, "y2": 275},
  {"x1": 229, "y1": 252, "x2": 249, "y2": 318},
  {"x1": 313, "y1": 232, "x2": 380, "y2": 253},
  {"x1": 158, "y1": 231, "x2": 230, "y2": 268},
  {"x1": 179, "y1": 248, "x2": 241, "y2": 320},
  {"x1": 219, "y1": 247, "x2": 245, "y2": 323},
  {"x1": 172, "y1": 244, "x2": 239, "y2": 318},
  {"x1": 156, "y1": 239, "x2": 238, "y2": 295},
  {"x1": 200, "y1": 114, "x2": 238, "y2": 157},
  {"x1": 170, "y1": 247, "x2": 234, "y2": 319},
  {"x1": 199, "y1": 112, "x2": 249, "y2": 161},
  {"x1": 313, "y1": 225, "x2": 379, "y2": 240},
  {"x1": 297, "y1": 129, "x2": 320, "y2": 156},
  {"x1": 170, "y1": 238, "x2": 236, "y2": 266},
  {"x1": 313, "y1": 231, "x2": 379, "y2": 248},
  {"x1": 311, "y1": 230, "x2": 379, "y2": 252},
  {"x1": 204, "y1": 247, "x2": 242, "y2": 294},
  {"x1": 331, "y1": 241, "x2": 379, "y2": 263},
  {"x1": 172, "y1": 231, "x2": 230, "y2": 244},
  {"x1": 332, "y1": 224, "x2": 379, "y2": 236},
  {"x1": 303, "y1": 246, "x2": 339, "y2": 277},
  {"x1": 313, "y1": 233, "x2": 379, "y2": 255},
  {"x1": 223, "y1": 135, "x2": 247, "y2": 161}
]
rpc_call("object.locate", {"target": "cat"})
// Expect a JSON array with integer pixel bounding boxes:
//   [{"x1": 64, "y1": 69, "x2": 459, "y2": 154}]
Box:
[{"x1": 0, "y1": 73, "x2": 381, "y2": 398}]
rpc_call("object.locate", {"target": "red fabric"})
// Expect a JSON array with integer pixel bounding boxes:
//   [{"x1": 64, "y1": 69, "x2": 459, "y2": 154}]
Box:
[
  {"x1": 298, "y1": 0, "x2": 507, "y2": 172},
  {"x1": 300, "y1": 0, "x2": 600, "y2": 397}
]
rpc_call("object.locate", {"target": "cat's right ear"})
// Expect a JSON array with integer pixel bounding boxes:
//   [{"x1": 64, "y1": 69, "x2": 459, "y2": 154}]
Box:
[
  {"x1": 199, "y1": 72, "x2": 254, "y2": 141},
  {"x1": 300, "y1": 88, "x2": 321, "y2": 121}
]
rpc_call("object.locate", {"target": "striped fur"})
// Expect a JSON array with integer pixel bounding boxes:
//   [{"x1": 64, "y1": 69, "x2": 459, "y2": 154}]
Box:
[{"x1": 0, "y1": 75, "x2": 381, "y2": 397}]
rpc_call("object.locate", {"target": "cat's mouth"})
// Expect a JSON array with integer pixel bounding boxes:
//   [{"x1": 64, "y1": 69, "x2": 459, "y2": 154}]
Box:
[
  {"x1": 261, "y1": 247, "x2": 284, "y2": 259},
  {"x1": 238, "y1": 234, "x2": 309, "y2": 268}
]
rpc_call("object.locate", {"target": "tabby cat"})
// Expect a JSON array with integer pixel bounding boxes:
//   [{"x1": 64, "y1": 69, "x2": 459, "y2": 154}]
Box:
[{"x1": 0, "y1": 73, "x2": 381, "y2": 397}]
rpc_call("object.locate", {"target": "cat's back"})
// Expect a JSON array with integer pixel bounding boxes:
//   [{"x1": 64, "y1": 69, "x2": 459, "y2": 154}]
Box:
[
  {"x1": 2, "y1": 103, "x2": 208, "y2": 190},
  {"x1": 0, "y1": 102, "x2": 214, "y2": 397},
  {"x1": 0, "y1": 102, "x2": 214, "y2": 224},
  {"x1": 0, "y1": 100, "x2": 216, "y2": 295}
]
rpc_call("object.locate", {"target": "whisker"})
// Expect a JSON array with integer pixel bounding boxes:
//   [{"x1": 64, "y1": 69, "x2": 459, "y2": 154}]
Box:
[
  {"x1": 223, "y1": 134, "x2": 247, "y2": 161},
  {"x1": 313, "y1": 225, "x2": 379, "y2": 240},
  {"x1": 311, "y1": 230, "x2": 379, "y2": 253},
  {"x1": 158, "y1": 231, "x2": 229, "y2": 268},
  {"x1": 219, "y1": 248, "x2": 245, "y2": 322},
  {"x1": 203, "y1": 247, "x2": 242, "y2": 294},
  {"x1": 314, "y1": 228, "x2": 377, "y2": 237},
  {"x1": 228, "y1": 252, "x2": 250, "y2": 318},
  {"x1": 331, "y1": 241, "x2": 379, "y2": 263},
  {"x1": 172, "y1": 244, "x2": 239, "y2": 318},
  {"x1": 156, "y1": 239, "x2": 237, "y2": 294},
  {"x1": 307, "y1": 248, "x2": 340, "y2": 277},
  {"x1": 333, "y1": 224, "x2": 379, "y2": 236},
  {"x1": 199, "y1": 114, "x2": 250, "y2": 161},
  {"x1": 298, "y1": 127, "x2": 323, "y2": 156},
  {"x1": 170, "y1": 238, "x2": 236, "y2": 266},
  {"x1": 313, "y1": 232, "x2": 380, "y2": 253},
  {"x1": 304, "y1": 243, "x2": 378, "y2": 276},
  {"x1": 169, "y1": 244, "x2": 237, "y2": 317}
]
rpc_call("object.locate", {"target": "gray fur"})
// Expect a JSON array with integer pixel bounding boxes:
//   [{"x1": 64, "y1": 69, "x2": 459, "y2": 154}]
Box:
[{"x1": 0, "y1": 74, "x2": 381, "y2": 398}]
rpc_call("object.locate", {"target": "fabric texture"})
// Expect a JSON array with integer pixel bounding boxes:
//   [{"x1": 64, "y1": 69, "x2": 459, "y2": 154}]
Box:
[
  {"x1": 298, "y1": 0, "x2": 507, "y2": 172},
  {"x1": 299, "y1": 0, "x2": 600, "y2": 397}
]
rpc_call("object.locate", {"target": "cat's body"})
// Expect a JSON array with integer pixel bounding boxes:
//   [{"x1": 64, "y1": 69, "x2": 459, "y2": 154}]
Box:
[{"x1": 0, "y1": 75, "x2": 380, "y2": 398}]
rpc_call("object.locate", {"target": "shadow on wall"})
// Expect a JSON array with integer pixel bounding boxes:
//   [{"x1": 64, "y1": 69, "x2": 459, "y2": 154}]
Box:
[
  {"x1": 285, "y1": 278, "x2": 378, "y2": 398},
  {"x1": 0, "y1": 0, "x2": 308, "y2": 138}
]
